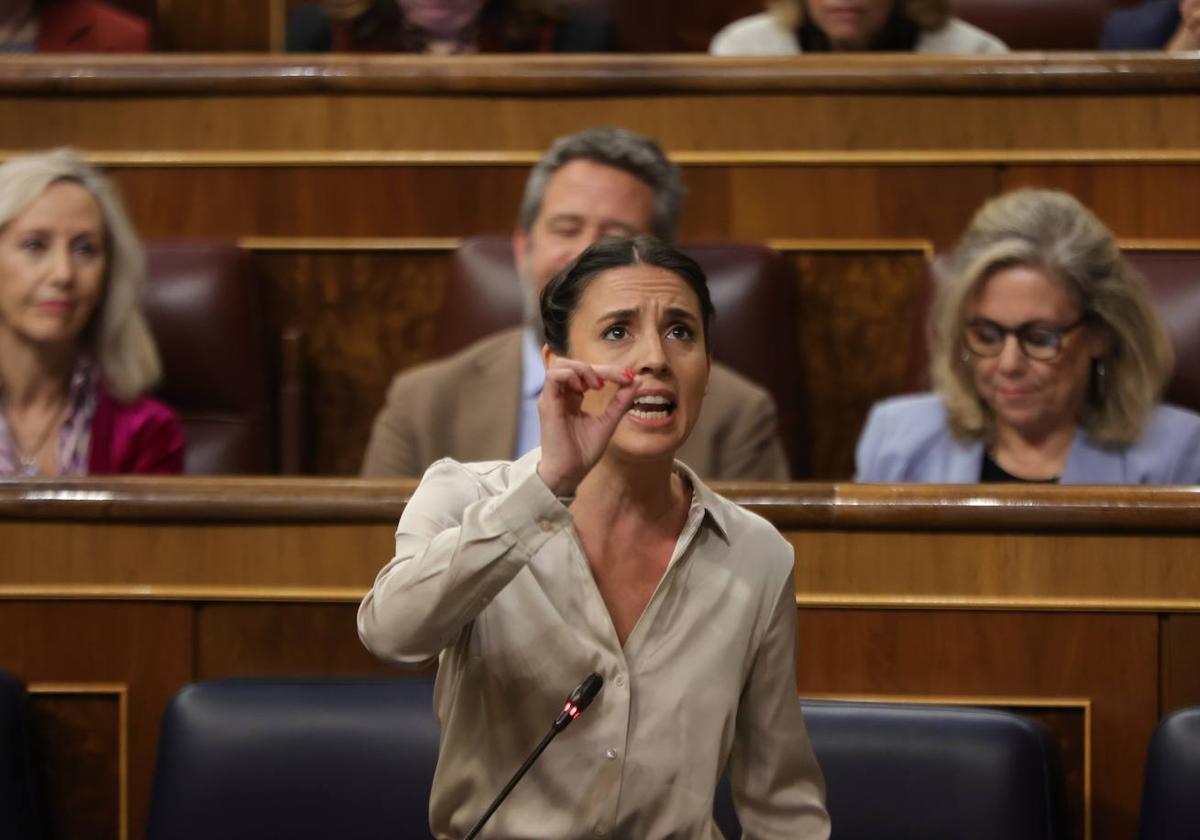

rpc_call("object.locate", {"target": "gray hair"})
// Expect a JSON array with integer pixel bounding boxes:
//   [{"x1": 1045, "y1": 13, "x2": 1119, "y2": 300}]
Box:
[
  {"x1": 517, "y1": 126, "x2": 684, "y2": 242},
  {"x1": 0, "y1": 149, "x2": 161, "y2": 401},
  {"x1": 931, "y1": 188, "x2": 1174, "y2": 446}
]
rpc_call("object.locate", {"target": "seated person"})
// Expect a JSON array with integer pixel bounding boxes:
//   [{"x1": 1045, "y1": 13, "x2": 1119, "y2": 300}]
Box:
[
  {"x1": 710, "y1": 0, "x2": 1007, "y2": 55},
  {"x1": 287, "y1": 0, "x2": 607, "y2": 53},
  {"x1": 1100, "y1": 0, "x2": 1200, "y2": 51},
  {"x1": 0, "y1": 0, "x2": 151, "y2": 52},
  {"x1": 0, "y1": 149, "x2": 184, "y2": 476},
  {"x1": 361, "y1": 126, "x2": 791, "y2": 481},
  {"x1": 856, "y1": 188, "x2": 1200, "y2": 484},
  {"x1": 359, "y1": 236, "x2": 830, "y2": 838}
]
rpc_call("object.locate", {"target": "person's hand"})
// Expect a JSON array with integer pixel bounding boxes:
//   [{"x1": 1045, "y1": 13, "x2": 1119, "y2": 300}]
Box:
[
  {"x1": 536, "y1": 359, "x2": 637, "y2": 498},
  {"x1": 1169, "y1": 0, "x2": 1200, "y2": 51}
]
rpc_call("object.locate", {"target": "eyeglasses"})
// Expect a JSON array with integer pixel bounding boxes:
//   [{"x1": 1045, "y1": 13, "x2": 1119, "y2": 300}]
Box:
[{"x1": 964, "y1": 317, "x2": 1087, "y2": 361}]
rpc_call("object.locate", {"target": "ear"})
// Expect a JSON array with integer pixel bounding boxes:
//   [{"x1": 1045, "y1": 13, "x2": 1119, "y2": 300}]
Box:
[
  {"x1": 512, "y1": 227, "x2": 528, "y2": 280},
  {"x1": 703, "y1": 353, "x2": 712, "y2": 396},
  {"x1": 541, "y1": 342, "x2": 556, "y2": 372},
  {"x1": 1086, "y1": 321, "x2": 1114, "y2": 360}
]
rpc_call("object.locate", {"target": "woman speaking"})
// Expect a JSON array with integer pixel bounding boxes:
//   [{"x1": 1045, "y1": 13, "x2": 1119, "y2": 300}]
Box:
[{"x1": 359, "y1": 237, "x2": 828, "y2": 839}]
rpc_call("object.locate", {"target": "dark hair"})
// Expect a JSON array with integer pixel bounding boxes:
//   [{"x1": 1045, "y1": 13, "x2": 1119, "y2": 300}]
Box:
[
  {"x1": 540, "y1": 236, "x2": 715, "y2": 355},
  {"x1": 518, "y1": 127, "x2": 684, "y2": 242}
]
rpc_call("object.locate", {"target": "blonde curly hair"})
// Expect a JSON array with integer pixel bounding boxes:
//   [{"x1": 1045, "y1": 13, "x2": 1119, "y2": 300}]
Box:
[{"x1": 930, "y1": 189, "x2": 1174, "y2": 447}]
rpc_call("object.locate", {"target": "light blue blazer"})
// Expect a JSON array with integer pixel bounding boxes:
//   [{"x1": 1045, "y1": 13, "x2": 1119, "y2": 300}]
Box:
[{"x1": 855, "y1": 393, "x2": 1200, "y2": 484}]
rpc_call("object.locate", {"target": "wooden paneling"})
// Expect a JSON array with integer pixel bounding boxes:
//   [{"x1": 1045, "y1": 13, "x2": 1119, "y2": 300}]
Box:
[
  {"x1": 796, "y1": 609, "x2": 1158, "y2": 840},
  {"x1": 256, "y1": 249, "x2": 451, "y2": 474},
  {"x1": 30, "y1": 690, "x2": 124, "y2": 840},
  {"x1": 2, "y1": 480, "x2": 1200, "y2": 839},
  {"x1": 0, "y1": 603, "x2": 192, "y2": 840},
  {"x1": 196, "y1": 603, "x2": 398, "y2": 678},
  {"x1": 155, "y1": 0, "x2": 278, "y2": 51},
  {"x1": 785, "y1": 248, "x2": 930, "y2": 478},
  {"x1": 1003, "y1": 165, "x2": 1200, "y2": 240},
  {"x1": 1161, "y1": 614, "x2": 1200, "y2": 715}
]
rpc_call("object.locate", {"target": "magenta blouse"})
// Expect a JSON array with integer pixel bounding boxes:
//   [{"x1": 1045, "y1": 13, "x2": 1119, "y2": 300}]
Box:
[{"x1": 87, "y1": 383, "x2": 185, "y2": 475}]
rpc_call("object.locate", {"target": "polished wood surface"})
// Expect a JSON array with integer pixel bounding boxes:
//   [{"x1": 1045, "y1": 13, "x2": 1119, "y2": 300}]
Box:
[{"x1": 4, "y1": 479, "x2": 1200, "y2": 838}]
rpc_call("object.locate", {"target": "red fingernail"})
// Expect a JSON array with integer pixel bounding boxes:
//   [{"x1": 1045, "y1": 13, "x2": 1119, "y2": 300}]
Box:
[{"x1": 623, "y1": 368, "x2": 635, "y2": 379}]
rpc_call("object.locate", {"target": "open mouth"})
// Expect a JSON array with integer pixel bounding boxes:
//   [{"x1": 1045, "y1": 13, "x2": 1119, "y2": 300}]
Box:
[{"x1": 628, "y1": 394, "x2": 676, "y2": 421}]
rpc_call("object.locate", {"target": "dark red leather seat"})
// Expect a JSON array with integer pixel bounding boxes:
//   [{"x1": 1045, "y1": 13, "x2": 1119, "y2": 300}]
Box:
[{"x1": 143, "y1": 243, "x2": 303, "y2": 475}]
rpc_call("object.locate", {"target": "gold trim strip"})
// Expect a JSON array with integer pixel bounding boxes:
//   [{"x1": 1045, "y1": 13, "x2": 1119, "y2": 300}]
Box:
[
  {"x1": 767, "y1": 238, "x2": 933, "y2": 257},
  {"x1": 5, "y1": 149, "x2": 1200, "y2": 167},
  {"x1": 4, "y1": 584, "x2": 1200, "y2": 612},
  {"x1": 1119, "y1": 239, "x2": 1200, "y2": 250},
  {"x1": 794, "y1": 594, "x2": 1200, "y2": 611},
  {"x1": 0, "y1": 584, "x2": 367, "y2": 602},
  {"x1": 27, "y1": 682, "x2": 129, "y2": 840}
]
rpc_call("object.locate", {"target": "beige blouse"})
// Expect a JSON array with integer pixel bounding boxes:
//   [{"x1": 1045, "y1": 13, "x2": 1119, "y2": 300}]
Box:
[{"x1": 359, "y1": 449, "x2": 829, "y2": 839}]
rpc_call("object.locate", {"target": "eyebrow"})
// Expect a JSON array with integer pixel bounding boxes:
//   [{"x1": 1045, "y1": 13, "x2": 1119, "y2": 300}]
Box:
[{"x1": 595, "y1": 306, "x2": 700, "y2": 325}]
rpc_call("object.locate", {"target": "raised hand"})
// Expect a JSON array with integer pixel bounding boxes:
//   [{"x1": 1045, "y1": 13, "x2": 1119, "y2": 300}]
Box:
[
  {"x1": 536, "y1": 358, "x2": 637, "y2": 497},
  {"x1": 1170, "y1": 0, "x2": 1200, "y2": 50}
]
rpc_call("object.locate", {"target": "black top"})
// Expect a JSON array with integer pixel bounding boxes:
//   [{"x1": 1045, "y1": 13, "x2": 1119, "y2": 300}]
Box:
[
  {"x1": 797, "y1": 8, "x2": 920, "y2": 52},
  {"x1": 980, "y1": 451, "x2": 1060, "y2": 484}
]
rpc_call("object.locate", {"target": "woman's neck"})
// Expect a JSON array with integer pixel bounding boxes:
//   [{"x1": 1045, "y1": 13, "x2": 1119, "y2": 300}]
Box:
[
  {"x1": 0, "y1": 331, "x2": 76, "y2": 410},
  {"x1": 992, "y1": 422, "x2": 1077, "y2": 481},
  {"x1": 572, "y1": 452, "x2": 686, "y2": 531}
]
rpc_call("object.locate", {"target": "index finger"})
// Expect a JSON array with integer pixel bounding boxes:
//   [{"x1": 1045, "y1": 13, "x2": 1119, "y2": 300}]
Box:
[{"x1": 549, "y1": 358, "x2": 636, "y2": 385}]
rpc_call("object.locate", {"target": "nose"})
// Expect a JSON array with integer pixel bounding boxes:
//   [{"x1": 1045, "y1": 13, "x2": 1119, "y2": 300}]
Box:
[
  {"x1": 48, "y1": 242, "x2": 74, "y2": 285},
  {"x1": 633, "y1": 330, "x2": 669, "y2": 376},
  {"x1": 996, "y1": 334, "x2": 1026, "y2": 373}
]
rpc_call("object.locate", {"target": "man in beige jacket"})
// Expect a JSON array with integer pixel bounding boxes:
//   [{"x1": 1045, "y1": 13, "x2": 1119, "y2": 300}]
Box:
[{"x1": 361, "y1": 126, "x2": 789, "y2": 480}]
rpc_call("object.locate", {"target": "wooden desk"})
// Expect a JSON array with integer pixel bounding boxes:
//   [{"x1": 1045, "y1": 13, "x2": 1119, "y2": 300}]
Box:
[{"x1": 2, "y1": 478, "x2": 1198, "y2": 838}]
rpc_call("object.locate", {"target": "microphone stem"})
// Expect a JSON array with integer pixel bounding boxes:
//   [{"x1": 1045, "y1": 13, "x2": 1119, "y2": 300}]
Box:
[{"x1": 462, "y1": 726, "x2": 558, "y2": 840}]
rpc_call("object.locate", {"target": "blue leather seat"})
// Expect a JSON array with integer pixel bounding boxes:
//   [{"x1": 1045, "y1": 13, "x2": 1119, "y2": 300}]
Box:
[
  {"x1": 1138, "y1": 706, "x2": 1200, "y2": 840},
  {"x1": 715, "y1": 700, "x2": 1069, "y2": 840},
  {"x1": 145, "y1": 677, "x2": 439, "y2": 840},
  {"x1": 0, "y1": 670, "x2": 44, "y2": 840}
]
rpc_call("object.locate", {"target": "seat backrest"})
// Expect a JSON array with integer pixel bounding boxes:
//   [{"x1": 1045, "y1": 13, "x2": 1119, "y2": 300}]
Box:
[
  {"x1": 954, "y1": 0, "x2": 1114, "y2": 49},
  {"x1": 1138, "y1": 706, "x2": 1200, "y2": 840},
  {"x1": 444, "y1": 236, "x2": 805, "y2": 475},
  {"x1": 1124, "y1": 250, "x2": 1200, "y2": 416},
  {"x1": 715, "y1": 700, "x2": 1068, "y2": 840},
  {"x1": 143, "y1": 243, "x2": 298, "y2": 474},
  {"x1": 146, "y1": 677, "x2": 439, "y2": 840},
  {"x1": 0, "y1": 671, "x2": 44, "y2": 840},
  {"x1": 903, "y1": 250, "x2": 1200, "y2": 416}
]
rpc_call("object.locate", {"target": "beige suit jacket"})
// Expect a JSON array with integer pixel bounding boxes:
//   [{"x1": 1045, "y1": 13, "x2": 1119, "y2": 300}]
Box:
[{"x1": 361, "y1": 328, "x2": 790, "y2": 480}]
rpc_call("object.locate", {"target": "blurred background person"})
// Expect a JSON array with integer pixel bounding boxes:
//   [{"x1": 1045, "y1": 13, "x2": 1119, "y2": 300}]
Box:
[
  {"x1": 0, "y1": 0, "x2": 150, "y2": 52},
  {"x1": 710, "y1": 0, "x2": 1006, "y2": 55},
  {"x1": 287, "y1": 0, "x2": 608, "y2": 54},
  {"x1": 361, "y1": 126, "x2": 791, "y2": 482},
  {"x1": 1100, "y1": 0, "x2": 1200, "y2": 51},
  {"x1": 0, "y1": 149, "x2": 183, "y2": 477},
  {"x1": 856, "y1": 188, "x2": 1200, "y2": 484}
]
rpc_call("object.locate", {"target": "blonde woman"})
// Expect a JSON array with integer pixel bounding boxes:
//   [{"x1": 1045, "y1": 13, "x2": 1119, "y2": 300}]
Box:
[
  {"x1": 0, "y1": 149, "x2": 183, "y2": 477},
  {"x1": 711, "y1": 0, "x2": 1006, "y2": 54},
  {"x1": 856, "y1": 189, "x2": 1200, "y2": 484}
]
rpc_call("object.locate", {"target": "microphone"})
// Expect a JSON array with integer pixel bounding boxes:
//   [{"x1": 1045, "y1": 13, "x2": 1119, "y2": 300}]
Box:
[{"x1": 463, "y1": 672, "x2": 605, "y2": 840}]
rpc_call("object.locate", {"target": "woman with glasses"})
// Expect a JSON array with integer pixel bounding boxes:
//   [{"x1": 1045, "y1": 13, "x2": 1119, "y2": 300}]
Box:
[{"x1": 855, "y1": 188, "x2": 1200, "y2": 484}]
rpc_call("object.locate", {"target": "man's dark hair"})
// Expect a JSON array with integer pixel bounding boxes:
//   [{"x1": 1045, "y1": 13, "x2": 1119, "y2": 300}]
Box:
[
  {"x1": 518, "y1": 127, "x2": 684, "y2": 242},
  {"x1": 540, "y1": 236, "x2": 715, "y2": 355}
]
